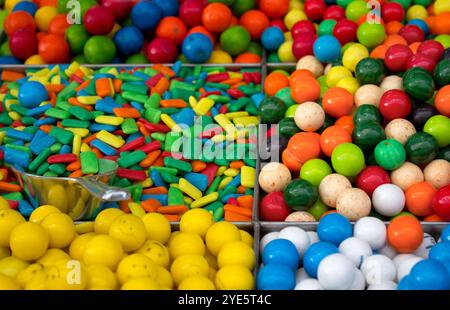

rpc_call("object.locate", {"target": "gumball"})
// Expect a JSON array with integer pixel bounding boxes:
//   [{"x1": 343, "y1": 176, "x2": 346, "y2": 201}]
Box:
[
  {"x1": 113, "y1": 26, "x2": 144, "y2": 57},
  {"x1": 354, "y1": 85, "x2": 382, "y2": 107},
  {"x1": 345, "y1": 0, "x2": 370, "y2": 22},
  {"x1": 434, "y1": 60, "x2": 450, "y2": 89},
  {"x1": 319, "y1": 173, "x2": 352, "y2": 208},
  {"x1": 331, "y1": 143, "x2": 365, "y2": 177},
  {"x1": 303, "y1": 241, "x2": 339, "y2": 277},
  {"x1": 318, "y1": 19, "x2": 337, "y2": 36},
  {"x1": 260, "y1": 192, "x2": 291, "y2": 221},
  {"x1": 12, "y1": 1, "x2": 38, "y2": 16},
  {"x1": 384, "y1": 44, "x2": 413, "y2": 72},
  {"x1": 408, "y1": 102, "x2": 438, "y2": 130},
  {"x1": 65, "y1": 25, "x2": 90, "y2": 55},
  {"x1": 9, "y1": 28, "x2": 37, "y2": 61},
  {"x1": 432, "y1": 185, "x2": 450, "y2": 221},
  {"x1": 284, "y1": 179, "x2": 318, "y2": 211},
  {"x1": 372, "y1": 184, "x2": 405, "y2": 217},
  {"x1": 317, "y1": 213, "x2": 352, "y2": 246},
  {"x1": 83, "y1": 36, "x2": 116, "y2": 64},
  {"x1": 296, "y1": 55, "x2": 324, "y2": 77},
  {"x1": 385, "y1": 119, "x2": 416, "y2": 145},
  {"x1": 441, "y1": 226, "x2": 450, "y2": 243},
  {"x1": 178, "y1": 0, "x2": 205, "y2": 28},
  {"x1": 153, "y1": 0, "x2": 179, "y2": 17},
  {"x1": 259, "y1": 0, "x2": 289, "y2": 19},
  {"x1": 18, "y1": 81, "x2": 48, "y2": 109},
  {"x1": 284, "y1": 9, "x2": 308, "y2": 30},
  {"x1": 339, "y1": 237, "x2": 372, "y2": 268},
  {"x1": 259, "y1": 162, "x2": 292, "y2": 193},
  {"x1": 156, "y1": 17, "x2": 187, "y2": 46},
  {"x1": 353, "y1": 104, "x2": 382, "y2": 125},
  {"x1": 405, "y1": 182, "x2": 436, "y2": 217},
  {"x1": 263, "y1": 239, "x2": 300, "y2": 270},
  {"x1": 318, "y1": 253, "x2": 356, "y2": 290},
  {"x1": 101, "y1": 0, "x2": 133, "y2": 21},
  {"x1": 357, "y1": 22, "x2": 386, "y2": 48},
  {"x1": 202, "y1": 3, "x2": 232, "y2": 33},
  {"x1": 292, "y1": 20, "x2": 316, "y2": 39},
  {"x1": 300, "y1": 159, "x2": 332, "y2": 187},
  {"x1": 295, "y1": 279, "x2": 323, "y2": 290},
  {"x1": 282, "y1": 132, "x2": 321, "y2": 172},
  {"x1": 406, "y1": 53, "x2": 436, "y2": 72},
  {"x1": 417, "y1": 40, "x2": 444, "y2": 62},
  {"x1": 326, "y1": 66, "x2": 352, "y2": 87},
  {"x1": 319, "y1": 125, "x2": 352, "y2": 157},
  {"x1": 342, "y1": 43, "x2": 369, "y2": 72},
  {"x1": 131, "y1": 1, "x2": 162, "y2": 31},
  {"x1": 322, "y1": 87, "x2": 353, "y2": 118},
  {"x1": 405, "y1": 132, "x2": 439, "y2": 165},
  {"x1": 313, "y1": 35, "x2": 341, "y2": 63},
  {"x1": 261, "y1": 26, "x2": 285, "y2": 52},
  {"x1": 380, "y1": 75, "x2": 403, "y2": 93},
  {"x1": 336, "y1": 188, "x2": 371, "y2": 220},
  {"x1": 356, "y1": 166, "x2": 391, "y2": 197},
  {"x1": 220, "y1": 26, "x2": 251, "y2": 56},
  {"x1": 182, "y1": 33, "x2": 213, "y2": 64},
  {"x1": 257, "y1": 264, "x2": 296, "y2": 290},
  {"x1": 355, "y1": 57, "x2": 384, "y2": 85},
  {"x1": 261, "y1": 232, "x2": 279, "y2": 253},
  {"x1": 291, "y1": 75, "x2": 321, "y2": 104},
  {"x1": 430, "y1": 242, "x2": 450, "y2": 264},
  {"x1": 294, "y1": 101, "x2": 325, "y2": 132},
  {"x1": 292, "y1": 33, "x2": 317, "y2": 60},
  {"x1": 391, "y1": 162, "x2": 424, "y2": 191},
  {"x1": 304, "y1": 0, "x2": 327, "y2": 21},
  {"x1": 374, "y1": 139, "x2": 406, "y2": 170},
  {"x1": 83, "y1": 5, "x2": 115, "y2": 35},
  {"x1": 354, "y1": 217, "x2": 387, "y2": 251},
  {"x1": 434, "y1": 85, "x2": 450, "y2": 117},
  {"x1": 285, "y1": 211, "x2": 317, "y2": 222},
  {"x1": 146, "y1": 38, "x2": 177, "y2": 64},
  {"x1": 278, "y1": 227, "x2": 311, "y2": 257},
  {"x1": 352, "y1": 122, "x2": 386, "y2": 152},
  {"x1": 4, "y1": 11, "x2": 35, "y2": 36},
  {"x1": 379, "y1": 89, "x2": 411, "y2": 121},
  {"x1": 398, "y1": 24, "x2": 424, "y2": 44},
  {"x1": 48, "y1": 14, "x2": 70, "y2": 37},
  {"x1": 361, "y1": 254, "x2": 396, "y2": 285},
  {"x1": 38, "y1": 34, "x2": 70, "y2": 64},
  {"x1": 381, "y1": 2, "x2": 405, "y2": 22},
  {"x1": 323, "y1": 5, "x2": 345, "y2": 21},
  {"x1": 264, "y1": 72, "x2": 289, "y2": 97},
  {"x1": 259, "y1": 96, "x2": 286, "y2": 124},
  {"x1": 423, "y1": 115, "x2": 450, "y2": 148},
  {"x1": 332, "y1": 19, "x2": 357, "y2": 45},
  {"x1": 423, "y1": 160, "x2": 450, "y2": 189}
]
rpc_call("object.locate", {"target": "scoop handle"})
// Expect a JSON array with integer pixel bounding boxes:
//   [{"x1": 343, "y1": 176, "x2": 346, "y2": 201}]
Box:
[{"x1": 76, "y1": 178, "x2": 130, "y2": 201}]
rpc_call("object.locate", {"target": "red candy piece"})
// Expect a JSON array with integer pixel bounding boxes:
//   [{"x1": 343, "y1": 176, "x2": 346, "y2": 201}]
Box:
[
  {"x1": 260, "y1": 192, "x2": 291, "y2": 221},
  {"x1": 47, "y1": 154, "x2": 78, "y2": 164},
  {"x1": 398, "y1": 25, "x2": 425, "y2": 44},
  {"x1": 356, "y1": 166, "x2": 391, "y2": 196},
  {"x1": 432, "y1": 184, "x2": 450, "y2": 221},
  {"x1": 146, "y1": 73, "x2": 164, "y2": 88},
  {"x1": 119, "y1": 136, "x2": 146, "y2": 152},
  {"x1": 137, "y1": 141, "x2": 162, "y2": 153},
  {"x1": 117, "y1": 168, "x2": 147, "y2": 181},
  {"x1": 206, "y1": 73, "x2": 229, "y2": 83},
  {"x1": 379, "y1": 89, "x2": 411, "y2": 121},
  {"x1": 8, "y1": 200, "x2": 19, "y2": 209},
  {"x1": 384, "y1": 44, "x2": 413, "y2": 72},
  {"x1": 201, "y1": 163, "x2": 218, "y2": 185}
]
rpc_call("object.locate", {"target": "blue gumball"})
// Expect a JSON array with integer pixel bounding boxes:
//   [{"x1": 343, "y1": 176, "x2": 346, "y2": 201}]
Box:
[
  {"x1": 313, "y1": 35, "x2": 341, "y2": 63},
  {"x1": 262, "y1": 239, "x2": 300, "y2": 270},
  {"x1": 131, "y1": 1, "x2": 162, "y2": 31},
  {"x1": 0, "y1": 56, "x2": 21, "y2": 64},
  {"x1": 182, "y1": 33, "x2": 213, "y2": 64},
  {"x1": 261, "y1": 26, "x2": 285, "y2": 52},
  {"x1": 408, "y1": 259, "x2": 450, "y2": 290},
  {"x1": 12, "y1": 1, "x2": 38, "y2": 16},
  {"x1": 114, "y1": 26, "x2": 144, "y2": 57},
  {"x1": 408, "y1": 19, "x2": 429, "y2": 36},
  {"x1": 317, "y1": 213, "x2": 352, "y2": 246},
  {"x1": 153, "y1": 0, "x2": 179, "y2": 17},
  {"x1": 441, "y1": 225, "x2": 450, "y2": 243},
  {"x1": 19, "y1": 81, "x2": 48, "y2": 109},
  {"x1": 302, "y1": 241, "x2": 338, "y2": 278},
  {"x1": 429, "y1": 242, "x2": 450, "y2": 263},
  {"x1": 397, "y1": 276, "x2": 412, "y2": 290},
  {"x1": 257, "y1": 264, "x2": 296, "y2": 290}
]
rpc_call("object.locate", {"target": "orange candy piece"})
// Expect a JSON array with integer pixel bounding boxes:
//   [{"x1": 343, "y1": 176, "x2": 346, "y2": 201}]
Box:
[
  {"x1": 322, "y1": 87, "x2": 354, "y2": 118},
  {"x1": 264, "y1": 72, "x2": 289, "y2": 96},
  {"x1": 387, "y1": 215, "x2": 424, "y2": 253},
  {"x1": 320, "y1": 125, "x2": 352, "y2": 157},
  {"x1": 405, "y1": 182, "x2": 437, "y2": 217}
]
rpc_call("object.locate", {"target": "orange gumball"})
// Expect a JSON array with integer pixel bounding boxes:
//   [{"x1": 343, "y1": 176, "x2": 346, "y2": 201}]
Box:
[
  {"x1": 387, "y1": 215, "x2": 424, "y2": 253},
  {"x1": 4, "y1": 11, "x2": 36, "y2": 36},
  {"x1": 320, "y1": 125, "x2": 352, "y2": 157},
  {"x1": 259, "y1": 0, "x2": 289, "y2": 19},
  {"x1": 384, "y1": 34, "x2": 408, "y2": 47},
  {"x1": 291, "y1": 76, "x2": 320, "y2": 104},
  {"x1": 386, "y1": 21, "x2": 403, "y2": 35},
  {"x1": 335, "y1": 115, "x2": 354, "y2": 135},
  {"x1": 202, "y1": 3, "x2": 232, "y2": 33},
  {"x1": 239, "y1": 10, "x2": 269, "y2": 40},
  {"x1": 409, "y1": 42, "x2": 421, "y2": 54},
  {"x1": 282, "y1": 132, "x2": 321, "y2": 172},
  {"x1": 38, "y1": 34, "x2": 70, "y2": 64},
  {"x1": 289, "y1": 69, "x2": 315, "y2": 85},
  {"x1": 264, "y1": 72, "x2": 289, "y2": 96},
  {"x1": 40, "y1": 0, "x2": 57, "y2": 6},
  {"x1": 282, "y1": 148, "x2": 303, "y2": 172},
  {"x1": 425, "y1": 16, "x2": 436, "y2": 34},
  {"x1": 434, "y1": 12, "x2": 450, "y2": 35},
  {"x1": 234, "y1": 53, "x2": 261, "y2": 63},
  {"x1": 435, "y1": 85, "x2": 450, "y2": 117},
  {"x1": 187, "y1": 26, "x2": 215, "y2": 46},
  {"x1": 48, "y1": 14, "x2": 70, "y2": 36},
  {"x1": 370, "y1": 44, "x2": 388, "y2": 59},
  {"x1": 405, "y1": 182, "x2": 437, "y2": 217},
  {"x1": 322, "y1": 87, "x2": 354, "y2": 118},
  {"x1": 423, "y1": 214, "x2": 445, "y2": 222},
  {"x1": 156, "y1": 17, "x2": 188, "y2": 46}
]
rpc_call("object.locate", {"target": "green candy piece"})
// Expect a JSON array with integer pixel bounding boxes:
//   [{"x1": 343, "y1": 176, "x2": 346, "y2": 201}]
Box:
[
  {"x1": 434, "y1": 59, "x2": 450, "y2": 88},
  {"x1": 121, "y1": 118, "x2": 138, "y2": 135},
  {"x1": 353, "y1": 104, "x2": 381, "y2": 124},
  {"x1": 353, "y1": 122, "x2": 386, "y2": 152},
  {"x1": 49, "y1": 127, "x2": 73, "y2": 145},
  {"x1": 118, "y1": 150, "x2": 146, "y2": 169},
  {"x1": 49, "y1": 164, "x2": 66, "y2": 175},
  {"x1": 278, "y1": 118, "x2": 300, "y2": 137},
  {"x1": 164, "y1": 157, "x2": 192, "y2": 173},
  {"x1": 403, "y1": 67, "x2": 435, "y2": 102},
  {"x1": 283, "y1": 179, "x2": 318, "y2": 211},
  {"x1": 355, "y1": 57, "x2": 384, "y2": 85},
  {"x1": 259, "y1": 96, "x2": 286, "y2": 124},
  {"x1": 405, "y1": 132, "x2": 439, "y2": 165},
  {"x1": 331, "y1": 143, "x2": 366, "y2": 177},
  {"x1": 69, "y1": 106, "x2": 93, "y2": 121},
  {"x1": 80, "y1": 151, "x2": 99, "y2": 174},
  {"x1": 374, "y1": 139, "x2": 406, "y2": 170}
]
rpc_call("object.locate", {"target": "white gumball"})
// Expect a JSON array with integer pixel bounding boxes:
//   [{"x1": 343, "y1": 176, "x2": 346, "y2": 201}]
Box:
[
  {"x1": 260, "y1": 232, "x2": 279, "y2": 252},
  {"x1": 307, "y1": 231, "x2": 319, "y2": 245},
  {"x1": 296, "y1": 268, "x2": 311, "y2": 284},
  {"x1": 361, "y1": 254, "x2": 396, "y2": 285},
  {"x1": 318, "y1": 254, "x2": 356, "y2": 290},
  {"x1": 413, "y1": 233, "x2": 436, "y2": 259},
  {"x1": 397, "y1": 256, "x2": 423, "y2": 282},
  {"x1": 378, "y1": 243, "x2": 398, "y2": 259},
  {"x1": 367, "y1": 281, "x2": 397, "y2": 290},
  {"x1": 278, "y1": 226, "x2": 311, "y2": 258},
  {"x1": 339, "y1": 237, "x2": 373, "y2": 268},
  {"x1": 294, "y1": 279, "x2": 323, "y2": 290},
  {"x1": 354, "y1": 217, "x2": 387, "y2": 250},
  {"x1": 393, "y1": 254, "x2": 418, "y2": 269},
  {"x1": 372, "y1": 184, "x2": 405, "y2": 217},
  {"x1": 349, "y1": 269, "x2": 366, "y2": 290}
]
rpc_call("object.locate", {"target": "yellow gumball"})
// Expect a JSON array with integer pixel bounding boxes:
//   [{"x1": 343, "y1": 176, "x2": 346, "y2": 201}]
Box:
[
  {"x1": 0, "y1": 209, "x2": 25, "y2": 247},
  {"x1": 217, "y1": 241, "x2": 255, "y2": 270},
  {"x1": 94, "y1": 208, "x2": 124, "y2": 234},
  {"x1": 41, "y1": 213, "x2": 76, "y2": 249},
  {"x1": 155, "y1": 265, "x2": 173, "y2": 289},
  {"x1": 83, "y1": 235, "x2": 124, "y2": 270},
  {"x1": 289, "y1": 0, "x2": 304, "y2": 10},
  {"x1": 406, "y1": 5, "x2": 428, "y2": 21},
  {"x1": 75, "y1": 222, "x2": 94, "y2": 234},
  {"x1": 0, "y1": 274, "x2": 20, "y2": 290},
  {"x1": 35, "y1": 6, "x2": 58, "y2": 32},
  {"x1": 239, "y1": 230, "x2": 254, "y2": 248},
  {"x1": 25, "y1": 55, "x2": 44, "y2": 65},
  {"x1": 45, "y1": 259, "x2": 88, "y2": 290},
  {"x1": 69, "y1": 232, "x2": 96, "y2": 261},
  {"x1": 336, "y1": 76, "x2": 360, "y2": 95},
  {"x1": 29, "y1": 205, "x2": 61, "y2": 224},
  {"x1": 278, "y1": 41, "x2": 296, "y2": 63},
  {"x1": 0, "y1": 256, "x2": 29, "y2": 279},
  {"x1": 204, "y1": 249, "x2": 218, "y2": 269},
  {"x1": 16, "y1": 263, "x2": 44, "y2": 288},
  {"x1": 215, "y1": 265, "x2": 254, "y2": 290},
  {"x1": 5, "y1": 0, "x2": 26, "y2": 12},
  {"x1": 342, "y1": 43, "x2": 369, "y2": 72},
  {"x1": 137, "y1": 240, "x2": 170, "y2": 268},
  {"x1": 178, "y1": 276, "x2": 215, "y2": 290},
  {"x1": 434, "y1": 0, "x2": 450, "y2": 15},
  {"x1": 179, "y1": 208, "x2": 214, "y2": 238},
  {"x1": 284, "y1": 31, "x2": 293, "y2": 42},
  {"x1": 205, "y1": 222, "x2": 241, "y2": 256},
  {"x1": 86, "y1": 264, "x2": 118, "y2": 290},
  {"x1": 46, "y1": 184, "x2": 68, "y2": 213},
  {"x1": 284, "y1": 9, "x2": 307, "y2": 30},
  {"x1": 121, "y1": 277, "x2": 160, "y2": 290},
  {"x1": 24, "y1": 268, "x2": 48, "y2": 290},
  {"x1": 170, "y1": 255, "x2": 209, "y2": 285},
  {"x1": 10, "y1": 222, "x2": 49, "y2": 261},
  {"x1": 141, "y1": 212, "x2": 171, "y2": 244},
  {"x1": 208, "y1": 267, "x2": 217, "y2": 282},
  {"x1": 109, "y1": 214, "x2": 146, "y2": 252},
  {"x1": 207, "y1": 50, "x2": 233, "y2": 64},
  {"x1": 0, "y1": 247, "x2": 10, "y2": 260},
  {"x1": 326, "y1": 66, "x2": 353, "y2": 87},
  {"x1": 0, "y1": 196, "x2": 9, "y2": 210},
  {"x1": 169, "y1": 232, "x2": 205, "y2": 259},
  {"x1": 37, "y1": 249, "x2": 71, "y2": 267},
  {"x1": 116, "y1": 253, "x2": 158, "y2": 285}
]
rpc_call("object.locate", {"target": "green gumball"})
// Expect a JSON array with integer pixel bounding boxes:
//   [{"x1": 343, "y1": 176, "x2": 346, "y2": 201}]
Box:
[
  {"x1": 300, "y1": 159, "x2": 332, "y2": 186},
  {"x1": 285, "y1": 104, "x2": 298, "y2": 118},
  {"x1": 83, "y1": 36, "x2": 116, "y2": 64},
  {"x1": 220, "y1": 26, "x2": 251, "y2": 56},
  {"x1": 403, "y1": 67, "x2": 435, "y2": 102},
  {"x1": 66, "y1": 24, "x2": 90, "y2": 55},
  {"x1": 353, "y1": 122, "x2": 386, "y2": 152},
  {"x1": 405, "y1": 132, "x2": 439, "y2": 165},
  {"x1": 279, "y1": 118, "x2": 300, "y2": 137},
  {"x1": 374, "y1": 139, "x2": 406, "y2": 170},
  {"x1": 423, "y1": 115, "x2": 450, "y2": 148},
  {"x1": 308, "y1": 199, "x2": 329, "y2": 221},
  {"x1": 246, "y1": 41, "x2": 263, "y2": 56},
  {"x1": 331, "y1": 143, "x2": 366, "y2": 177},
  {"x1": 345, "y1": 0, "x2": 370, "y2": 22},
  {"x1": 318, "y1": 19, "x2": 337, "y2": 36},
  {"x1": 357, "y1": 22, "x2": 386, "y2": 48},
  {"x1": 0, "y1": 41, "x2": 11, "y2": 56},
  {"x1": 434, "y1": 59, "x2": 450, "y2": 88},
  {"x1": 283, "y1": 179, "x2": 318, "y2": 211},
  {"x1": 355, "y1": 57, "x2": 385, "y2": 85},
  {"x1": 231, "y1": 0, "x2": 256, "y2": 16},
  {"x1": 275, "y1": 87, "x2": 295, "y2": 107},
  {"x1": 126, "y1": 54, "x2": 148, "y2": 64},
  {"x1": 353, "y1": 104, "x2": 382, "y2": 124},
  {"x1": 259, "y1": 96, "x2": 286, "y2": 124}
]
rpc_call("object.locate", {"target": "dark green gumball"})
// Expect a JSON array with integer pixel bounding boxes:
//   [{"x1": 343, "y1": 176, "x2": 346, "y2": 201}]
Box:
[
  {"x1": 246, "y1": 41, "x2": 263, "y2": 56},
  {"x1": 403, "y1": 67, "x2": 435, "y2": 102},
  {"x1": 283, "y1": 179, "x2": 318, "y2": 211},
  {"x1": 438, "y1": 146, "x2": 450, "y2": 162},
  {"x1": 353, "y1": 122, "x2": 386, "y2": 152},
  {"x1": 434, "y1": 59, "x2": 450, "y2": 88},
  {"x1": 353, "y1": 104, "x2": 382, "y2": 124},
  {"x1": 259, "y1": 96, "x2": 286, "y2": 124},
  {"x1": 355, "y1": 57, "x2": 384, "y2": 85},
  {"x1": 366, "y1": 153, "x2": 377, "y2": 166},
  {"x1": 405, "y1": 132, "x2": 439, "y2": 165},
  {"x1": 279, "y1": 118, "x2": 300, "y2": 137},
  {"x1": 319, "y1": 114, "x2": 335, "y2": 133}
]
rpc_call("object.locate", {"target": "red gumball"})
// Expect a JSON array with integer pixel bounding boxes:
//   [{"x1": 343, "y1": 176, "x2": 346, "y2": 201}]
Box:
[
  {"x1": 146, "y1": 38, "x2": 178, "y2": 63},
  {"x1": 333, "y1": 19, "x2": 357, "y2": 45},
  {"x1": 381, "y1": 2, "x2": 405, "y2": 23},
  {"x1": 406, "y1": 53, "x2": 437, "y2": 72},
  {"x1": 384, "y1": 44, "x2": 413, "y2": 72},
  {"x1": 356, "y1": 166, "x2": 391, "y2": 196},
  {"x1": 102, "y1": 0, "x2": 133, "y2": 21},
  {"x1": 379, "y1": 89, "x2": 412, "y2": 121},
  {"x1": 398, "y1": 25, "x2": 425, "y2": 44},
  {"x1": 83, "y1": 5, "x2": 116, "y2": 35},
  {"x1": 38, "y1": 34, "x2": 70, "y2": 64},
  {"x1": 9, "y1": 28, "x2": 37, "y2": 61},
  {"x1": 270, "y1": 19, "x2": 287, "y2": 32},
  {"x1": 323, "y1": 5, "x2": 345, "y2": 21},
  {"x1": 179, "y1": 0, "x2": 206, "y2": 28},
  {"x1": 417, "y1": 40, "x2": 444, "y2": 62},
  {"x1": 292, "y1": 33, "x2": 317, "y2": 59},
  {"x1": 304, "y1": 0, "x2": 327, "y2": 21},
  {"x1": 291, "y1": 20, "x2": 316, "y2": 39},
  {"x1": 432, "y1": 184, "x2": 450, "y2": 221},
  {"x1": 260, "y1": 192, "x2": 291, "y2": 221}
]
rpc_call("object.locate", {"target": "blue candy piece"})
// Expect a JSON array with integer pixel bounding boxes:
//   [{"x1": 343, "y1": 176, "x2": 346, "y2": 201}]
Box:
[
  {"x1": 27, "y1": 104, "x2": 52, "y2": 117},
  {"x1": 132, "y1": 71, "x2": 150, "y2": 80},
  {"x1": 130, "y1": 101, "x2": 144, "y2": 111},
  {"x1": 221, "y1": 194, "x2": 243, "y2": 204},
  {"x1": 429, "y1": 242, "x2": 450, "y2": 264},
  {"x1": 162, "y1": 91, "x2": 171, "y2": 100},
  {"x1": 441, "y1": 225, "x2": 450, "y2": 243},
  {"x1": 172, "y1": 108, "x2": 195, "y2": 127},
  {"x1": 95, "y1": 97, "x2": 122, "y2": 114},
  {"x1": 89, "y1": 124, "x2": 117, "y2": 132},
  {"x1": 225, "y1": 174, "x2": 241, "y2": 189},
  {"x1": 141, "y1": 194, "x2": 168, "y2": 206},
  {"x1": 6, "y1": 129, "x2": 33, "y2": 141},
  {"x1": 184, "y1": 172, "x2": 208, "y2": 192},
  {"x1": 4, "y1": 147, "x2": 30, "y2": 168},
  {"x1": 150, "y1": 169, "x2": 167, "y2": 188},
  {"x1": 251, "y1": 93, "x2": 265, "y2": 108},
  {"x1": 29, "y1": 130, "x2": 56, "y2": 155},
  {"x1": 257, "y1": 264, "x2": 296, "y2": 290},
  {"x1": 18, "y1": 200, "x2": 34, "y2": 217},
  {"x1": 91, "y1": 140, "x2": 118, "y2": 156},
  {"x1": 34, "y1": 117, "x2": 57, "y2": 127},
  {"x1": 172, "y1": 61, "x2": 182, "y2": 75},
  {"x1": 263, "y1": 239, "x2": 300, "y2": 270},
  {"x1": 408, "y1": 259, "x2": 450, "y2": 290},
  {"x1": 126, "y1": 133, "x2": 142, "y2": 143},
  {"x1": 59, "y1": 145, "x2": 72, "y2": 154},
  {"x1": 19, "y1": 81, "x2": 48, "y2": 108},
  {"x1": 77, "y1": 89, "x2": 90, "y2": 97},
  {"x1": 303, "y1": 241, "x2": 339, "y2": 278},
  {"x1": 317, "y1": 213, "x2": 352, "y2": 246}
]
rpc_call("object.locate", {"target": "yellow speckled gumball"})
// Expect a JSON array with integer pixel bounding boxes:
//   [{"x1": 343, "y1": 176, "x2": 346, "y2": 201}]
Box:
[{"x1": 178, "y1": 276, "x2": 215, "y2": 290}]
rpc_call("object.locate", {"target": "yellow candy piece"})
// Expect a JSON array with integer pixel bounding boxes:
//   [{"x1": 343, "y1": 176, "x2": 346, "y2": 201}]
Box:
[
  {"x1": 0, "y1": 131, "x2": 6, "y2": 145},
  {"x1": 7, "y1": 112, "x2": 20, "y2": 121},
  {"x1": 278, "y1": 41, "x2": 296, "y2": 62},
  {"x1": 241, "y1": 166, "x2": 255, "y2": 188},
  {"x1": 233, "y1": 116, "x2": 259, "y2": 127},
  {"x1": 183, "y1": 196, "x2": 193, "y2": 205},
  {"x1": 225, "y1": 111, "x2": 248, "y2": 119},
  {"x1": 77, "y1": 96, "x2": 101, "y2": 105},
  {"x1": 71, "y1": 134, "x2": 81, "y2": 156},
  {"x1": 207, "y1": 50, "x2": 233, "y2": 64},
  {"x1": 214, "y1": 114, "x2": 236, "y2": 133},
  {"x1": 188, "y1": 96, "x2": 197, "y2": 108},
  {"x1": 106, "y1": 67, "x2": 119, "y2": 76},
  {"x1": 80, "y1": 142, "x2": 91, "y2": 152},
  {"x1": 75, "y1": 222, "x2": 95, "y2": 234},
  {"x1": 66, "y1": 128, "x2": 90, "y2": 137},
  {"x1": 96, "y1": 130, "x2": 125, "y2": 148},
  {"x1": 160, "y1": 113, "x2": 180, "y2": 132},
  {"x1": 129, "y1": 202, "x2": 146, "y2": 218},
  {"x1": 224, "y1": 168, "x2": 239, "y2": 177},
  {"x1": 193, "y1": 98, "x2": 215, "y2": 116},
  {"x1": 216, "y1": 166, "x2": 227, "y2": 176},
  {"x1": 218, "y1": 176, "x2": 233, "y2": 190},
  {"x1": 95, "y1": 115, "x2": 124, "y2": 126},
  {"x1": 191, "y1": 192, "x2": 219, "y2": 209},
  {"x1": 139, "y1": 178, "x2": 153, "y2": 188},
  {"x1": 179, "y1": 178, "x2": 202, "y2": 200}
]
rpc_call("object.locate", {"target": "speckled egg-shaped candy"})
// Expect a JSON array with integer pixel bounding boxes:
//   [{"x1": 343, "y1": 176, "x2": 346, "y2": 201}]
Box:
[
  {"x1": 354, "y1": 84, "x2": 382, "y2": 107},
  {"x1": 336, "y1": 188, "x2": 371, "y2": 221},
  {"x1": 296, "y1": 55, "x2": 324, "y2": 78},
  {"x1": 385, "y1": 119, "x2": 417, "y2": 145},
  {"x1": 390, "y1": 162, "x2": 424, "y2": 191},
  {"x1": 319, "y1": 174, "x2": 352, "y2": 208},
  {"x1": 259, "y1": 162, "x2": 292, "y2": 193},
  {"x1": 285, "y1": 211, "x2": 316, "y2": 222},
  {"x1": 380, "y1": 75, "x2": 403, "y2": 93},
  {"x1": 294, "y1": 101, "x2": 325, "y2": 132},
  {"x1": 424, "y1": 159, "x2": 450, "y2": 189}
]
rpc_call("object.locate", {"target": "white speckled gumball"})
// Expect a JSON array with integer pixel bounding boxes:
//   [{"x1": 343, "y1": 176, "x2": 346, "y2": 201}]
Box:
[
  {"x1": 294, "y1": 101, "x2": 325, "y2": 132},
  {"x1": 385, "y1": 119, "x2": 416, "y2": 145},
  {"x1": 258, "y1": 162, "x2": 292, "y2": 193},
  {"x1": 336, "y1": 188, "x2": 372, "y2": 220},
  {"x1": 354, "y1": 84, "x2": 382, "y2": 107},
  {"x1": 390, "y1": 162, "x2": 424, "y2": 191},
  {"x1": 380, "y1": 75, "x2": 403, "y2": 93},
  {"x1": 296, "y1": 55, "x2": 324, "y2": 78},
  {"x1": 423, "y1": 159, "x2": 450, "y2": 189},
  {"x1": 319, "y1": 174, "x2": 352, "y2": 208},
  {"x1": 285, "y1": 211, "x2": 316, "y2": 222}
]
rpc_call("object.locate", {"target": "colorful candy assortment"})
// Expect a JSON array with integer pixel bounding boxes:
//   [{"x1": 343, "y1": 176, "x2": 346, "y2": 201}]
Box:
[
  {"x1": 0, "y1": 62, "x2": 259, "y2": 221},
  {"x1": 0, "y1": 206, "x2": 256, "y2": 289},
  {"x1": 257, "y1": 213, "x2": 450, "y2": 290}
]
